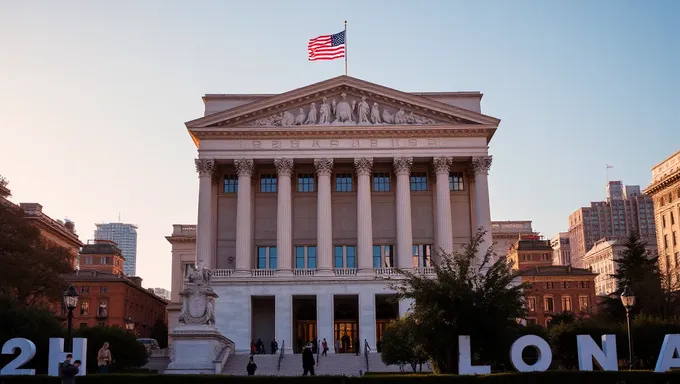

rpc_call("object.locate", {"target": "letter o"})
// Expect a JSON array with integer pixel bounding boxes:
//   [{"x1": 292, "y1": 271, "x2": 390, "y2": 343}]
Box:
[{"x1": 509, "y1": 335, "x2": 552, "y2": 372}]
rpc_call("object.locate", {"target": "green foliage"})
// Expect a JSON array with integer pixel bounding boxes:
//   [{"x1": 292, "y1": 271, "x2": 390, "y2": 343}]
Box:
[
  {"x1": 548, "y1": 319, "x2": 622, "y2": 369},
  {"x1": 548, "y1": 311, "x2": 577, "y2": 328},
  {"x1": 0, "y1": 203, "x2": 75, "y2": 305},
  {"x1": 0, "y1": 297, "x2": 65, "y2": 374},
  {"x1": 379, "y1": 316, "x2": 428, "y2": 372},
  {"x1": 391, "y1": 230, "x2": 529, "y2": 373},
  {"x1": 75, "y1": 325, "x2": 148, "y2": 373},
  {"x1": 149, "y1": 318, "x2": 169, "y2": 348},
  {"x1": 628, "y1": 315, "x2": 680, "y2": 368},
  {"x1": 3, "y1": 372, "x2": 680, "y2": 384}
]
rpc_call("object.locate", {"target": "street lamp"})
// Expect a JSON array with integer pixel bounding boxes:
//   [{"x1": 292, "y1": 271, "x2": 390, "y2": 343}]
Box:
[
  {"x1": 620, "y1": 285, "x2": 636, "y2": 370},
  {"x1": 63, "y1": 286, "x2": 79, "y2": 352},
  {"x1": 125, "y1": 317, "x2": 135, "y2": 332}
]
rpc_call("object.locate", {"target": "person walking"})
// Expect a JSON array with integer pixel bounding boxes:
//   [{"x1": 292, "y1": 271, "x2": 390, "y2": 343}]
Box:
[
  {"x1": 61, "y1": 359, "x2": 80, "y2": 384},
  {"x1": 301, "y1": 343, "x2": 315, "y2": 376},
  {"x1": 246, "y1": 356, "x2": 257, "y2": 376},
  {"x1": 97, "y1": 342, "x2": 112, "y2": 373},
  {"x1": 321, "y1": 338, "x2": 329, "y2": 356}
]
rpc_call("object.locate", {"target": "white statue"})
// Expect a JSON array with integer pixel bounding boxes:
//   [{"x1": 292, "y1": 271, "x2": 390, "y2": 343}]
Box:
[
  {"x1": 281, "y1": 111, "x2": 295, "y2": 126},
  {"x1": 179, "y1": 263, "x2": 218, "y2": 326},
  {"x1": 331, "y1": 98, "x2": 337, "y2": 116},
  {"x1": 357, "y1": 96, "x2": 370, "y2": 124},
  {"x1": 334, "y1": 93, "x2": 356, "y2": 123},
  {"x1": 370, "y1": 102, "x2": 382, "y2": 124},
  {"x1": 305, "y1": 102, "x2": 317, "y2": 125},
  {"x1": 382, "y1": 109, "x2": 395, "y2": 124},
  {"x1": 319, "y1": 97, "x2": 331, "y2": 124},
  {"x1": 394, "y1": 108, "x2": 407, "y2": 124},
  {"x1": 294, "y1": 108, "x2": 306, "y2": 125}
]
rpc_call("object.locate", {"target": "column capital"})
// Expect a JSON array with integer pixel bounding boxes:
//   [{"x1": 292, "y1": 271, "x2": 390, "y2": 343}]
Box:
[
  {"x1": 354, "y1": 157, "x2": 373, "y2": 177},
  {"x1": 314, "y1": 158, "x2": 334, "y2": 177},
  {"x1": 432, "y1": 157, "x2": 453, "y2": 175},
  {"x1": 393, "y1": 157, "x2": 413, "y2": 176},
  {"x1": 471, "y1": 156, "x2": 493, "y2": 176},
  {"x1": 195, "y1": 159, "x2": 215, "y2": 177},
  {"x1": 234, "y1": 158, "x2": 255, "y2": 178},
  {"x1": 274, "y1": 158, "x2": 294, "y2": 177}
]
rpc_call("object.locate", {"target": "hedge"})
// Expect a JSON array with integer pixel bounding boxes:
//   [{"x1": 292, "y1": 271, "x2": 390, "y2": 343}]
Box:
[{"x1": 2, "y1": 371, "x2": 680, "y2": 384}]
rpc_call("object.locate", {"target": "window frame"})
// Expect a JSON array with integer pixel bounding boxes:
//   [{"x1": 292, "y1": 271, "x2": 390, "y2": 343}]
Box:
[
  {"x1": 544, "y1": 296, "x2": 555, "y2": 313},
  {"x1": 449, "y1": 171, "x2": 465, "y2": 191},
  {"x1": 297, "y1": 173, "x2": 315, "y2": 193},
  {"x1": 335, "y1": 173, "x2": 354, "y2": 192},
  {"x1": 223, "y1": 174, "x2": 238, "y2": 193},
  {"x1": 409, "y1": 172, "x2": 428, "y2": 191},
  {"x1": 256, "y1": 246, "x2": 278, "y2": 269},
  {"x1": 259, "y1": 174, "x2": 278, "y2": 193},
  {"x1": 372, "y1": 172, "x2": 391, "y2": 192},
  {"x1": 333, "y1": 245, "x2": 357, "y2": 269}
]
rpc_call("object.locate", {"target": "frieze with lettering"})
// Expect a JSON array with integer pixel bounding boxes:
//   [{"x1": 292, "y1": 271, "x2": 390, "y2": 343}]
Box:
[{"x1": 241, "y1": 138, "x2": 440, "y2": 150}]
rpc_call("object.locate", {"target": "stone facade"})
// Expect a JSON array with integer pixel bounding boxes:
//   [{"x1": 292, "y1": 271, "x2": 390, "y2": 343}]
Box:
[{"x1": 169, "y1": 76, "x2": 500, "y2": 353}]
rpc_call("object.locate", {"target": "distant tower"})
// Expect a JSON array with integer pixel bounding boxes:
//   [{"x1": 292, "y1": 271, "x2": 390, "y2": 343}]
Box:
[{"x1": 94, "y1": 222, "x2": 138, "y2": 276}]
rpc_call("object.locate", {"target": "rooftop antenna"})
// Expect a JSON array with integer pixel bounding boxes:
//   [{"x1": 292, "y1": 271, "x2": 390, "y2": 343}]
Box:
[{"x1": 118, "y1": 212, "x2": 121, "y2": 222}]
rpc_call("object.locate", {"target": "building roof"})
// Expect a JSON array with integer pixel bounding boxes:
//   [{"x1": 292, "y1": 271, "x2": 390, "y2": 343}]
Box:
[
  {"x1": 65, "y1": 270, "x2": 169, "y2": 304},
  {"x1": 645, "y1": 150, "x2": 680, "y2": 195},
  {"x1": 521, "y1": 265, "x2": 596, "y2": 277}
]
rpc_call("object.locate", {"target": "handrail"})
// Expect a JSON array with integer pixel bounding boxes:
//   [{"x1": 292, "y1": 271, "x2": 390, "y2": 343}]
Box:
[
  {"x1": 364, "y1": 339, "x2": 370, "y2": 373},
  {"x1": 277, "y1": 340, "x2": 284, "y2": 373}
]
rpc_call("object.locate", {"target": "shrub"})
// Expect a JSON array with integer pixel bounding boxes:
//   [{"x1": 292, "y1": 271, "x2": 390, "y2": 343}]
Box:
[{"x1": 75, "y1": 325, "x2": 148, "y2": 373}]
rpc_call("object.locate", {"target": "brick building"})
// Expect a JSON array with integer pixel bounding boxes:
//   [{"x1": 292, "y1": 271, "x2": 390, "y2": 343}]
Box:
[{"x1": 508, "y1": 235, "x2": 598, "y2": 326}]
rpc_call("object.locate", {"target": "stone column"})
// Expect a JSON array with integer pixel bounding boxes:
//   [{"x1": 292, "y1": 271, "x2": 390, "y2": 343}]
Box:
[
  {"x1": 234, "y1": 159, "x2": 254, "y2": 275},
  {"x1": 433, "y1": 157, "x2": 454, "y2": 254},
  {"x1": 315, "y1": 158, "x2": 334, "y2": 275},
  {"x1": 195, "y1": 159, "x2": 215, "y2": 268},
  {"x1": 275, "y1": 294, "x2": 293, "y2": 354},
  {"x1": 275, "y1": 158, "x2": 294, "y2": 274},
  {"x1": 355, "y1": 157, "x2": 374, "y2": 275},
  {"x1": 394, "y1": 157, "x2": 414, "y2": 270},
  {"x1": 316, "y1": 293, "x2": 334, "y2": 354},
  {"x1": 472, "y1": 156, "x2": 493, "y2": 263},
  {"x1": 359, "y1": 293, "x2": 376, "y2": 352}
]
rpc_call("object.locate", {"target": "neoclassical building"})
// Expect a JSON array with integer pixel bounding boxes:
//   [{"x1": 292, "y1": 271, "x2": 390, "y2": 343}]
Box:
[{"x1": 167, "y1": 76, "x2": 500, "y2": 354}]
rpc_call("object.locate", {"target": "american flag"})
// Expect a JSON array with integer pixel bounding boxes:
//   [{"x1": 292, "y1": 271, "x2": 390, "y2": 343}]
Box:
[{"x1": 308, "y1": 31, "x2": 345, "y2": 61}]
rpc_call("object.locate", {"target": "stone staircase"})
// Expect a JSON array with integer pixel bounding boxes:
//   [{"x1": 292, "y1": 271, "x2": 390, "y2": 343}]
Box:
[{"x1": 221, "y1": 352, "x2": 429, "y2": 376}]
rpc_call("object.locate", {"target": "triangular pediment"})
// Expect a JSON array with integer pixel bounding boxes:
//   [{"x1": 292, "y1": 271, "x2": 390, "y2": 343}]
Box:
[{"x1": 186, "y1": 76, "x2": 500, "y2": 129}]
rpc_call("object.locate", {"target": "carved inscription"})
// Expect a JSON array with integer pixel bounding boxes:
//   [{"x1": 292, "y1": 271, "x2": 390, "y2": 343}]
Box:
[{"x1": 242, "y1": 138, "x2": 440, "y2": 150}]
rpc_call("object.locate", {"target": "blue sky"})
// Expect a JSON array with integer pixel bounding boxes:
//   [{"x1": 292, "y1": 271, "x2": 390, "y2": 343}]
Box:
[{"x1": 0, "y1": 0, "x2": 678, "y2": 289}]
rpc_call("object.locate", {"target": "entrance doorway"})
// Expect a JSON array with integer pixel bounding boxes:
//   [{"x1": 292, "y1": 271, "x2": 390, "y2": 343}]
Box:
[
  {"x1": 375, "y1": 294, "x2": 399, "y2": 350},
  {"x1": 333, "y1": 295, "x2": 359, "y2": 354},
  {"x1": 292, "y1": 296, "x2": 317, "y2": 353},
  {"x1": 251, "y1": 296, "x2": 275, "y2": 354}
]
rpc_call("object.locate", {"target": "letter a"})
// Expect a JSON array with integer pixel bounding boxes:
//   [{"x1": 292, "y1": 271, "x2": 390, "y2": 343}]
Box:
[
  {"x1": 458, "y1": 335, "x2": 490, "y2": 375},
  {"x1": 577, "y1": 334, "x2": 618, "y2": 371},
  {"x1": 655, "y1": 334, "x2": 680, "y2": 372}
]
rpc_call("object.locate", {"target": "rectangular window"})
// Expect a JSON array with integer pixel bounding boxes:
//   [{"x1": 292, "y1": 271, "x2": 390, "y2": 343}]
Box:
[
  {"x1": 671, "y1": 212, "x2": 676, "y2": 225},
  {"x1": 260, "y1": 174, "x2": 277, "y2": 193},
  {"x1": 346, "y1": 246, "x2": 356, "y2": 268},
  {"x1": 334, "y1": 246, "x2": 344, "y2": 268},
  {"x1": 307, "y1": 246, "x2": 317, "y2": 269},
  {"x1": 412, "y1": 244, "x2": 432, "y2": 267},
  {"x1": 257, "y1": 247, "x2": 267, "y2": 269},
  {"x1": 100, "y1": 286, "x2": 108, "y2": 293},
  {"x1": 544, "y1": 297, "x2": 554, "y2": 312},
  {"x1": 449, "y1": 172, "x2": 464, "y2": 191},
  {"x1": 81, "y1": 286, "x2": 90, "y2": 293},
  {"x1": 579, "y1": 296, "x2": 589, "y2": 311},
  {"x1": 297, "y1": 174, "x2": 315, "y2": 192},
  {"x1": 527, "y1": 297, "x2": 536, "y2": 312},
  {"x1": 410, "y1": 172, "x2": 427, "y2": 191},
  {"x1": 223, "y1": 175, "x2": 238, "y2": 193},
  {"x1": 562, "y1": 296, "x2": 572, "y2": 311},
  {"x1": 269, "y1": 247, "x2": 277, "y2": 269},
  {"x1": 295, "y1": 246, "x2": 305, "y2": 269},
  {"x1": 80, "y1": 301, "x2": 89, "y2": 316},
  {"x1": 373, "y1": 245, "x2": 382, "y2": 268},
  {"x1": 83, "y1": 256, "x2": 93, "y2": 265},
  {"x1": 384, "y1": 245, "x2": 395, "y2": 268},
  {"x1": 373, "y1": 173, "x2": 391, "y2": 192},
  {"x1": 335, "y1": 173, "x2": 353, "y2": 192}
]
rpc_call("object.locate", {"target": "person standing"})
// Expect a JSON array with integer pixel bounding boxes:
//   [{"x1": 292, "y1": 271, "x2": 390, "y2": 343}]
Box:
[
  {"x1": 246, "y1": 356, "x2": 257, "y2": 376},
  {"x1": 97, "y1": 342, "x2": 112, "y2": 373},
  {"x1": 301, "y1": 343, "x2": 315, "y2": 376},
  {"x1": 61, "y1": 359, "x2": 80, "y2": 384},
  {"x1": 321, "y1": 338, "x2": 329, "y2": 356}
]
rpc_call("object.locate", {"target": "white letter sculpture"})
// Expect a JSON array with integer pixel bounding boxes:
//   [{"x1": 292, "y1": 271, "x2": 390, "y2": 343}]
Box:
[
  {"x1": 655, "y1": 334, "x2": 680, "y2": 372},
  {"x1": 509, "y1": 335, "x2": 552, "y2": 372},
  {"x1": 48, "y1": 338, "x2": 88, "y2": 377},
  {"x1": 0, "y1": 338, "x2": 36, "y2": 375},
  {"x1": 458, "y1": 335, "x2": 491, "y2": 375},
  {"x1": 577, "y1": 334, "x2": 618, "y2": 371}
]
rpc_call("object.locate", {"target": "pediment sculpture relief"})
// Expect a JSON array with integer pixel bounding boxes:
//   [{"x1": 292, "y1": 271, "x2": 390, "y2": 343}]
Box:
[{"x1": 251, "y1": 93, "x2": 439, "y2": 127}]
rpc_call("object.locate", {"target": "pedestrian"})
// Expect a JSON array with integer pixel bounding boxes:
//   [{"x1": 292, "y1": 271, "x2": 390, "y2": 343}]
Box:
[
  {"x1": 301, "y1": 343, "x2": 315, "y2": 376},
  {"x1": 97, "y1": 342, "x2": 112, "y2": 373},
  {"x1": 61, "y1": 359, "x2": 80, "y2": 384},
  {"x1": 321, "y1": 338, "x2": 328, "y2": 356},
  {"x1": 354, "y1": 339, "x2": 360, "y2": 356},
  {"x1": 246, "y1": 356, "x2": 257, "y2": 376},
  {"x1": 270, "y1": 339, "x2": 278, "y2": 355}
]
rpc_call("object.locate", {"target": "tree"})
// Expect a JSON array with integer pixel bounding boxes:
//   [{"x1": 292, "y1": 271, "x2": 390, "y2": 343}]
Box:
[
  {"x1": 76, "y1": 325, "x2": 148, "y2": 372},
  {"x1": 150, "y1": 317, "x2": 169, "y2": 348},
  {"x1": 0, "y1": 203, "x2": 75, "y2": 305},
  {"x1": 391, "y1": 230, "x2": 529, "y2": 374},
  {"x1": 547, "y1": 311, "x2": 577, "y2": 328},
  {"x1": 380, "y1": 315, "x2": 428, "y2": 372}
]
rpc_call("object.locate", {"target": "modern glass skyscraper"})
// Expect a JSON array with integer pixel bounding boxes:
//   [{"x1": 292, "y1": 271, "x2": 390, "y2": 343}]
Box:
[{"x1": 94, "y1": 222, "x2": 138, "y2": 276}]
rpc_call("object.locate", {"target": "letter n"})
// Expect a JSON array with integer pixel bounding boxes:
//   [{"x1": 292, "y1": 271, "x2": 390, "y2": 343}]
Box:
[{"x1": 576, "y1": 334, "x2": 618, "y2": 371}]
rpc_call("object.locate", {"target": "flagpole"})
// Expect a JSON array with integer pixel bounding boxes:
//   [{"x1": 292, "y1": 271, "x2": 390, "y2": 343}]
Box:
[{"x1": 344, "y1": 20, "x2": 348, "y2": 76}]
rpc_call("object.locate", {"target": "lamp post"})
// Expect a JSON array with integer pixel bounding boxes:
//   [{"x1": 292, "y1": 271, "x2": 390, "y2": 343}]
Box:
[
  {"x1": 63, "y1": 286, "x2": 79, "y2": 352},
  {"x1": 620, "y1": 285, "x2": 636, "y2": 370},
  {"x1": 125, "y1": 317, "x2": 135, "y2": 333}
]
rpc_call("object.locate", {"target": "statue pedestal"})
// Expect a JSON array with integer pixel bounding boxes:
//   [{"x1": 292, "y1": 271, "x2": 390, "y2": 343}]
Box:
[{"x1": 165, "y1": 325, "x2": 234, "y2": 375}]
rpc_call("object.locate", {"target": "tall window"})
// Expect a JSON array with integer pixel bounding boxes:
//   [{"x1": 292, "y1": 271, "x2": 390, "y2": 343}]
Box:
[
  {"x1": 80, "y1": 301, "x2": 89, "y2": 316},
  {"x1": 257, "y1": 246, "x2": 277, "y2": 269},
  {"x1": 561, "y1": 296, "x2": 572, "y2": 311},
  {"x1": 544, "y1": 297, "x2": 554, "y2": 312},
  {"x1": 410, "y1": 172, "x2": 427, "y2": 191},
  {"x1": 295, "y1": 246, "x2": 317, "y2": 269},
  {"x1": 260, "y1": 174, "x2": 277, "y2": 193},
  {"x1": 373, "y1": 173, "x2": 390, "y2": 192},
  {"x1": 334, "y1": 246, "x2": 356, "y2": 268},
  {"x1": 224, "y1": 175, "x2": 238, "y2": 193},
  {"x1": 526, "y1": 297, "x2": 536, "y2": 312},
  {"x1": 297, "y1": 174, "x2": 315, "y2": 192},
  {"x1": 335, "y1": 173, "x2": 353, "y2": 192},
  {"x1": 373, "y1": 245, "x2": 394, "y2": 268},
  {"x1": 412, "y1": 244, "x2": 432, "y2": 267},
  {"x1": 579, "y1": 296, "x2": 589, "y2": 311},
  {"x1": 98, "y1": 301, "x2": 108, "y2": 317},
  {"x1": 449, "y1": 172, "x2": 464, "y2": 191}
]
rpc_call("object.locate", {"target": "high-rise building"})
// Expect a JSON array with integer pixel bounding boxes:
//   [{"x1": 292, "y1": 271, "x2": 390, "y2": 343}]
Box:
[
  {"x1": 94, "y1": 223, "x2": 138, "y2": 276},
  {"x1": 550, "y1": 232, "x2": 571, "y2": 266},
  {"x1": 568, "y1": 181, "x2": 656, "y2": 268},
  {"x1": 644, "y1": 150, "x2": 680, "y2": 285}
]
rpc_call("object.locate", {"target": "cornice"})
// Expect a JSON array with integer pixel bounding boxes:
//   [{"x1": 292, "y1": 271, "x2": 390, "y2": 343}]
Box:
[
  {"x1": 165, "y1": 236, "x2": 196, "y2": 244},
  {"x1": 644, "y1": 172, "x2": 680, "y2": 195}
]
